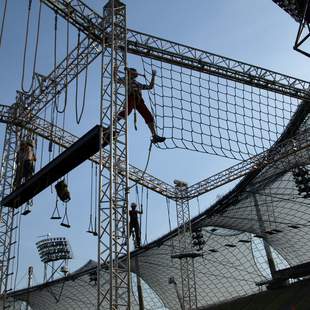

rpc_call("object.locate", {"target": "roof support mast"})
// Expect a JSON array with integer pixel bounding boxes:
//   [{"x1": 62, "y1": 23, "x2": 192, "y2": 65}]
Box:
[
  {"x1": 97, "y1": 1, "x2": 130, "y2": 308},
  {"x1": 173, "y1": 180, "x2": 198, "y2": 309}
]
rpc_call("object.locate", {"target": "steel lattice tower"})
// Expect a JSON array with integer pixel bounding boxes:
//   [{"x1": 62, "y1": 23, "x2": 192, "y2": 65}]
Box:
[
  {"x1": 174, "y1": 181, "x2": 198, "y2": 309},
  {"x1": 97, "y1": 0, "x2": 130, "y2": 308}
]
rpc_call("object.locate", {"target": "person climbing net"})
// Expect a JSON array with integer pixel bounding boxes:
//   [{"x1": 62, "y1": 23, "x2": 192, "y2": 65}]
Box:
[
  {"x1": 116, "y1": 67, "x2": 166, "y2": 144},
  {"x1": 129, "y1": 202, "x2": 143, "y2": 248}
]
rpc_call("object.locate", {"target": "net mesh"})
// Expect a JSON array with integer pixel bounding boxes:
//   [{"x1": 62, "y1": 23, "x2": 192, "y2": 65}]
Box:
[{"x1": 141, "y1": 57, "x2": 299, "y2": 160}]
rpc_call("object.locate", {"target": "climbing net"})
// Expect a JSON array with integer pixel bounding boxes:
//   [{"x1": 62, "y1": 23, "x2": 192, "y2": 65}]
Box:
[{"x1": 141, "y1": 57, "x2": 299, "y2": 160}]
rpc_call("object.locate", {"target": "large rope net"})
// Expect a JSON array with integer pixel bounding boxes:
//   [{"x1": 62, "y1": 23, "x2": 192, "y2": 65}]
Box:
[{"x1": 141, "y1": 57, "x2": 299, "y2": 160}]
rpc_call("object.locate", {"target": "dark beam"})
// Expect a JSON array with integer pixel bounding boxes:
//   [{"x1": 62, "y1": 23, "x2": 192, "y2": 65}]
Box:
[{"x1": 1, "y1": 125, "x2": 108, "y2": 208}]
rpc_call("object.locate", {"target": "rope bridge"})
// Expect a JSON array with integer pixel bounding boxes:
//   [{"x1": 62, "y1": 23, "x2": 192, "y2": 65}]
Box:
[{"x1": 141, "y1": 57, "x2": 300, "y2": 161}]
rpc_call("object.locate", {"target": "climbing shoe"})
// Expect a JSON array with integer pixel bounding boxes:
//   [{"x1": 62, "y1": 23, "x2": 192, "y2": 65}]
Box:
[{"x1": 152, "y1": 135, "x2": 166, "y2": 144}]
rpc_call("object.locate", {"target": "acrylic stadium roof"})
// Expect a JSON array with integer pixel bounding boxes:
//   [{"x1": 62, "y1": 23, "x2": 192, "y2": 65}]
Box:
[{"x1": 7, "y1": 101, "x2": 310, "y2": 309}]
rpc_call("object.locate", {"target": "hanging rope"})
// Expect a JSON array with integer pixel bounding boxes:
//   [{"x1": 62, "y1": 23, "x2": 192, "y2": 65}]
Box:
[
  {"x1": 55, "y1": 15, "x2": 69, "y2": 114},
  {"x1": 144, "y1": 188, "x2": 149, "y2": 244},
  {"x1": 50, "y1": 198, "x2": 61, "y2": 220},
  {"x1": 93, "y1": 163, "x2": 98, "y2": 236},
  {"x1": 165, "y1": 197, "x2": 175, "y2": 254},
  {"x1": 128, "y1": 141, "x2": 153, "y2": 191},
  {"x1": 87, "y1": 162, "x2": 94, "y2": 234},
  {"x1": 21, "y1": 0, "x2": 42, "y2": 93},
  {"x1": 75, "y1": 33, "x2": 88, "y2": 124},
  {"x1": 166, "y1": 197, "x2": 172, "y2": 233},
  {"x1": 0, "y1": 0, "x2": 8, "y2": 48},
  {"x1": 196, "y1": 196, "x2": 201, "y2": 214}
]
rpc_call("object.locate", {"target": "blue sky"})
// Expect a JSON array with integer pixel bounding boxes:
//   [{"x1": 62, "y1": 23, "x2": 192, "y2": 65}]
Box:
[{"x1": 0, "y1": 0, "x2": 309, "y2": 289}]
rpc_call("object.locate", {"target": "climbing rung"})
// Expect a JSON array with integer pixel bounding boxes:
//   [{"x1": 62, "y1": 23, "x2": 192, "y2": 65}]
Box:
[{"x1": 2, "y1": 125, "x2": 110, "y2": 209}]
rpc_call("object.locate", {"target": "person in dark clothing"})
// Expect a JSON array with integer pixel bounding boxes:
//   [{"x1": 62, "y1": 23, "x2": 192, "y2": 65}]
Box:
[
  {"x1": 14, "y1": 140, "x2": 36, "y2": 187},
  {"x1": 129, "y1": 202, "x2": 143, "y2": 248},
  {"x1": 116, "y1": 67, "x2": 166, "y2": 144}
]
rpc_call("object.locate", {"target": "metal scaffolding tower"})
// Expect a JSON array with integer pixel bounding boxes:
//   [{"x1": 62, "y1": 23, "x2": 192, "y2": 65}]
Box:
[
  {"x1": 173, "y1": 180, "x2": 197, "y2": 309},
  {"x1": 97, "y1": 1, "x2": 130, "y2": 308}
]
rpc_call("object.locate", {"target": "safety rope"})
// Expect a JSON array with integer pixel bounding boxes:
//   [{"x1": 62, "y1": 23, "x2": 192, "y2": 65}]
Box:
[
  {"x1": 144, "y1": 188, "x2": 149, "y2": 244},
  {"x1": 75, "y1": 32, "x2": 88, "y2": 124},
  {"x1": 93, "y1": 163, "x2": 98, "y2": 235},
  {"x1": 128, "y1": 141, "x2": 152, "y2": 191},
  {"x1": 0, "y1": 0, "x2": 8, "y2": 48},
  {"x1": 87, "y1": 162, "x2": 94, "y2": 233},
  {"x1": 55, "y1": 14, "x2": 69, "y2": 114}
]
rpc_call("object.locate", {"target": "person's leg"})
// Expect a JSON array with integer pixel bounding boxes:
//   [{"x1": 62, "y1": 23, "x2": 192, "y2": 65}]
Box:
[
  {"x1": 134, "y1": 222, "x2": 141, "y2": 247},
  {"x1": 23, "y1": 160, "x2": 32, "y2": 180},
  {"x1": 14, "y1": 164, "x2": 22, "y2": 188},
  {"x1": 136, "y1": 97, "x2": 166, "y2": 143},
  {"x1": 129, "y1": 221, "x2": 133, "y2": 237},
  {"x1": 117, "y1": 94, "x2": 134, "y2": 120}
]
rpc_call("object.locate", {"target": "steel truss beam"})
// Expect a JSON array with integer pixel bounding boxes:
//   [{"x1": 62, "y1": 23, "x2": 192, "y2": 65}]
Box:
[{"x1": 41, "y1": 0, "x2": 310, "y2": 101}]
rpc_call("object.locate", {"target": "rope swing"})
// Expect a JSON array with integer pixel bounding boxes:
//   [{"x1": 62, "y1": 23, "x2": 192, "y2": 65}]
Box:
[
  {"x1": 75, "y1": 33, "x2": 88, "y2": 124},
  {"x1": 21, "y1": 0, "x2": 42, "y2": 93}
]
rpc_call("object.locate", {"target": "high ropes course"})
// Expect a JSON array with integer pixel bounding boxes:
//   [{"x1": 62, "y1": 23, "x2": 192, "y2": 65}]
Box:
[{"x1": 1, "y1": 0, "x2": 310, "y2": 309}]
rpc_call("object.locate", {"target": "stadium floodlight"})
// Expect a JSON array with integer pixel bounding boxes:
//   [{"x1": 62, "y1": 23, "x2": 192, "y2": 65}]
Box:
[{"x1": 36, "y1": 237, "x2": 73, "y2": 264}]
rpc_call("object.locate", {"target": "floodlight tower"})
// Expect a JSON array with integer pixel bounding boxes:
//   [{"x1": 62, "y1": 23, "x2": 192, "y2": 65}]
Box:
[{"x1": 36, "y1": 237, "x2": 73, "y2": 282}]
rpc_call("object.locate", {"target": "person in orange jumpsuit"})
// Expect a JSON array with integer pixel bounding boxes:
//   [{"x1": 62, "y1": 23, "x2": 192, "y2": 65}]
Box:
[{"x1": 117, "y1": 67, "x2": 166, "y2": 144}]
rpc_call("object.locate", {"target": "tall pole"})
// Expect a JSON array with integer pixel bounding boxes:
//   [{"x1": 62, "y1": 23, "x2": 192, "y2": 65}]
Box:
[
  {"x1": 252, "y1": 193, "x2": 277, "y2": 278},
  {"x1": 174, "y1": 180, "x2": 198, "y2": 310},
  {"x1": 25, "y1": 266, "x2": 33, "y2": 310},
  {"x1": 97, "y1": 0, "x2": 130, "y2": 309}
]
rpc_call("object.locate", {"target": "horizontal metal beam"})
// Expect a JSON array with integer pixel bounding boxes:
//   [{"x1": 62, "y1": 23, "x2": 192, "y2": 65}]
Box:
[
  {"x1": 42, "y1": 0, "x2": 310, "y2": 101},
  {"x1": 0, "y1": 104, "x2": 176, "y2": 199}
]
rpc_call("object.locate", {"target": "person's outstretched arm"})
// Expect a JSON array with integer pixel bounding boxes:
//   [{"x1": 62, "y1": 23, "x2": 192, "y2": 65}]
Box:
[{"x1": 140, "y1": 70, "x2": 156, "y2": 90}]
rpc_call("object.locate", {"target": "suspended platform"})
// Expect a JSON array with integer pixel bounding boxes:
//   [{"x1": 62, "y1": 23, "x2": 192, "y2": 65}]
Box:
[{"x1": 2, "y1": 125, "x2": 110, "y2": 209}]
